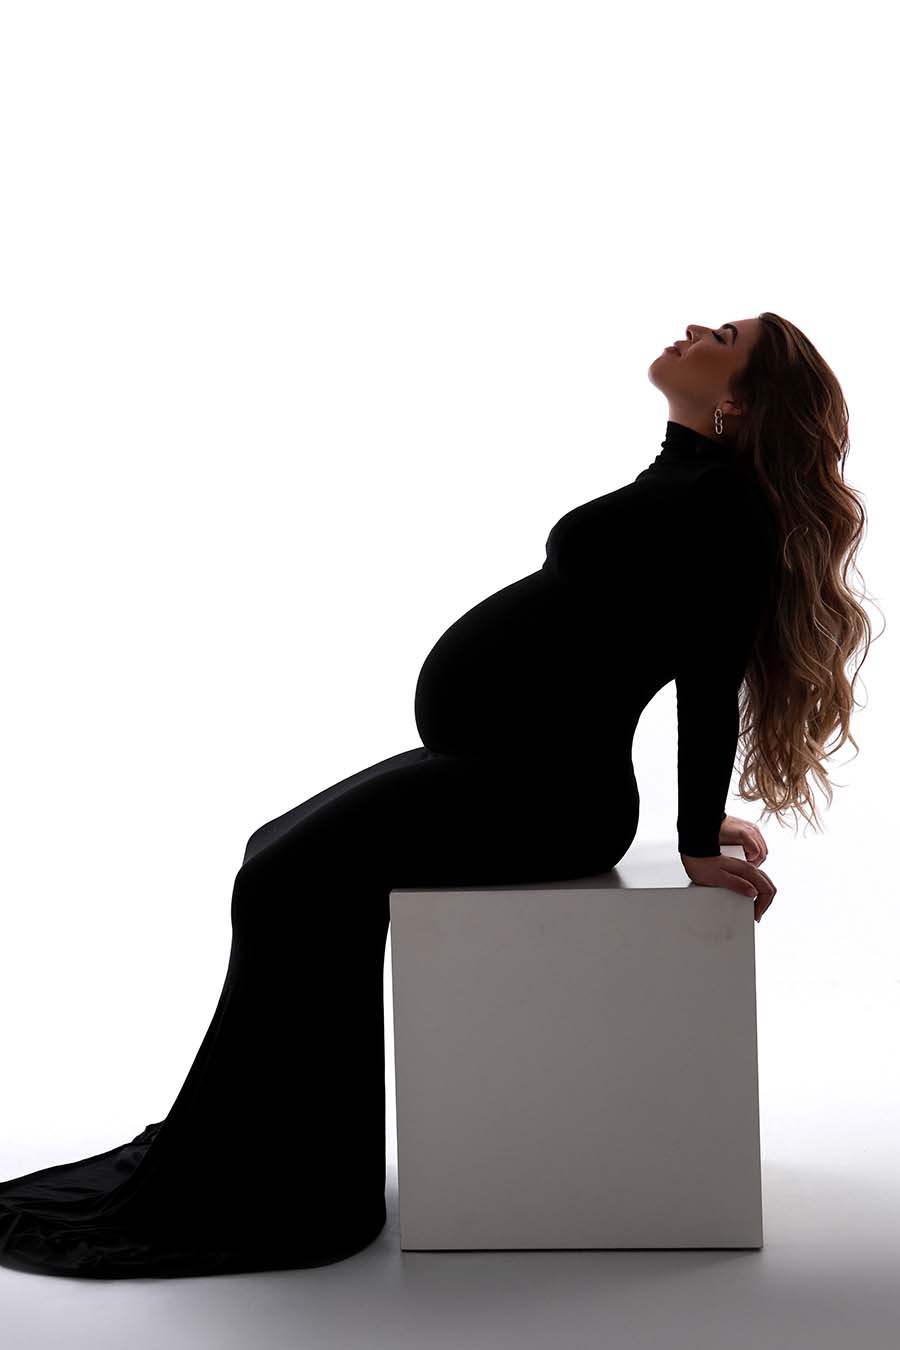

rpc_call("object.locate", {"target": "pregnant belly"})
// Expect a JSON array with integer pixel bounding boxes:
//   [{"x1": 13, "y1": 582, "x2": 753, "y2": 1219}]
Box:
[{"x1": 413, "y1": 564, "x2": 609, "y2": 758}]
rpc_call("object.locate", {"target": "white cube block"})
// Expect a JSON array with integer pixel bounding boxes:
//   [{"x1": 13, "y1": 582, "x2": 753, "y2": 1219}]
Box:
[{"x1": 389, "y1": 842, "x2": 762, "y2": 1251}]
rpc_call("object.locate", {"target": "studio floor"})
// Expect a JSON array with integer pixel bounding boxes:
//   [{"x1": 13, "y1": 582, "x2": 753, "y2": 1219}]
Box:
[{"x1": 3, "y1": 839, "x2": 898, "y2": 1350}]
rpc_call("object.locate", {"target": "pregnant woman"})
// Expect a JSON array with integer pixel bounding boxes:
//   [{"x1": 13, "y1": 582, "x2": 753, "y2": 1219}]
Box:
[{"x1": 0, "y1": 311, "x2": 876, "y2": 1279}]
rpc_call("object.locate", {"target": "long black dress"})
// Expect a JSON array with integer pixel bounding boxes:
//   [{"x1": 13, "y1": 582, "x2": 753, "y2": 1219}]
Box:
[{"x1": 0, "y1": 420, "x2": 778, "y2": 1278}]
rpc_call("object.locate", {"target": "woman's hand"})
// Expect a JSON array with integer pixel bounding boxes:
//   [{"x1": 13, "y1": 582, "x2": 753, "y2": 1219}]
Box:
[
  {"x1": 679, "y1": 852, "x2": 777, "y2": 923},
  {"x1": 719, "y1": 812, "x2": 767, "y2": 864}
]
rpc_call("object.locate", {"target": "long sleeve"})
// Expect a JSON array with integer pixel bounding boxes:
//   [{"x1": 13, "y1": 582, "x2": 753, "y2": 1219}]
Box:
[
  {"x1": 674, "y1": 467, "x2": 776, "y2": 857},
  {"x1": 675, "y1": 650, "x2": 744, "y2": 857}
]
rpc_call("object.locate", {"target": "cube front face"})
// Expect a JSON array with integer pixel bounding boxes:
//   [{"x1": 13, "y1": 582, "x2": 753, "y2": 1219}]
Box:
[{"x1": 389, "y1": 885, "x2": 762, "y2": 1251}]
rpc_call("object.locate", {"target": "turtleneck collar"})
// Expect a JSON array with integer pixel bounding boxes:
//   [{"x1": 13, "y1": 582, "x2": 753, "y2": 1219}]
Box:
[
  {"x1": 633, "y1": 420, "x2": 737, "y2": 486},
  {"x1": 660, "y1": 419, "x2": 731, "y2": 462}
]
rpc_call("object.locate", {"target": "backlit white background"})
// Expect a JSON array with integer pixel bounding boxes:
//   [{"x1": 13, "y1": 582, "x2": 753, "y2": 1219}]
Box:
[{"x1": 1, "y1": 2, "x2": 896, "y2": 1346}]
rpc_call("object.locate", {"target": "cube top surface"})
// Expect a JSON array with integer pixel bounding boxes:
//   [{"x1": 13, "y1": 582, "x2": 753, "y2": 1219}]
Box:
[{"x1": 390, "y1": 840, "x2": 743, "y2": 895}]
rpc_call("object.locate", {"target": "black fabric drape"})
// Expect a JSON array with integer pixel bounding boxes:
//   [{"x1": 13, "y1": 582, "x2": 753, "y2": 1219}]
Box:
[{"x1": 0, "y1": 420, "x2": 774, "y2": 1278}]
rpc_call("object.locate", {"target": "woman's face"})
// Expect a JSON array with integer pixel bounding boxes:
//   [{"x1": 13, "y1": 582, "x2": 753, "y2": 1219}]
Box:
[{"x1": 648, "y1": 317, "x2": 762, "y2": 415}]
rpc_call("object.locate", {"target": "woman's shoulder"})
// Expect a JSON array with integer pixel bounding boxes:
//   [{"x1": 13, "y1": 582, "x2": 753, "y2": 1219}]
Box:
[
  {"x1": 691, "y1": 458, "x2": 780, "y2": 570},
  {"x1": 692, "y1": 455, "x2": 767, "y2": 511}
]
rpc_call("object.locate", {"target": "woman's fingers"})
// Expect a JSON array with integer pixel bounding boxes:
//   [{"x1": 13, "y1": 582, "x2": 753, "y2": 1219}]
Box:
[
  {"x1": 754, "y1": 867, "x2": 777, "y2": 920},
  {"x1": 722, "y1": 857, "x2": 777, "y2": 921},
  {"x1": 741, "y1": 826, "x2": 767, "y2": 865},
  {"x1": 681, "y1": 853, "x2": 777, "y2": 923}
]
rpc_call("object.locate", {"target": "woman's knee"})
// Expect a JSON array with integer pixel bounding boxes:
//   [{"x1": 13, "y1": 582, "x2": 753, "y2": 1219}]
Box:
[
  {"x1": 229, "y1": 829, "x2": 348, "y2": 944},
  {"x1": 230, "y1": 846, "x2": 298, "y2": 943}
]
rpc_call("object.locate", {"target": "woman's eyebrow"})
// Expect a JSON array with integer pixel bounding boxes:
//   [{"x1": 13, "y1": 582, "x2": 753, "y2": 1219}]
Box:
[{"x1": 722, "y1": 323, "x2": 738, "y2": 344}]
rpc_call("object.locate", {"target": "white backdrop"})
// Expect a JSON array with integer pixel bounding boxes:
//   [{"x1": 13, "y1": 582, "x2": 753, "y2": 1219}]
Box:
[{"x1": 1, "y1": 2, "x2": 897, "y2": 1341}]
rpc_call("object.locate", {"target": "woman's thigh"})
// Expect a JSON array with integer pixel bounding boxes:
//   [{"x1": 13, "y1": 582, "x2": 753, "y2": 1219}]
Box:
[
  {"x1": 230, "y1": 746, "x2": 637, "y2": 952},
  {"x1": 241, "y1": 747, "x2": 426, "y2": 866}
]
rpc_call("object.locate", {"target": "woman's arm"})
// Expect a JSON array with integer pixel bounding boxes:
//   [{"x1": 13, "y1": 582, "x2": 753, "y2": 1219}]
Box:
[
  {"x1": 675, "y1": 647, "x2": 747, "y2": 857},
  {"x1": 674, "y1": 468, "x2": 774, "y2": 858}
]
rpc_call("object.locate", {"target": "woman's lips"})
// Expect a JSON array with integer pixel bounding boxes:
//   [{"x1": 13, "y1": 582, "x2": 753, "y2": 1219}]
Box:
[{"x1": 665, "y1": 346, "x2": 680, "y2": 355}]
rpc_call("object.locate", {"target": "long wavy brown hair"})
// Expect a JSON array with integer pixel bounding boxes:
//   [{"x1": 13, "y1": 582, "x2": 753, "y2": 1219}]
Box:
[{"x1": 725, "y1": 311, "x2": 884, "y2": 837}]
